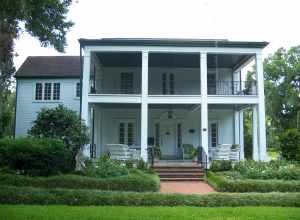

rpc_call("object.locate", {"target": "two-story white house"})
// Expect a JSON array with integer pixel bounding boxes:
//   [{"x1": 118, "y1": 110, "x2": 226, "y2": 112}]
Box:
[{"x1": 15, "y1": 38, "x2": 268, "y2": 164}]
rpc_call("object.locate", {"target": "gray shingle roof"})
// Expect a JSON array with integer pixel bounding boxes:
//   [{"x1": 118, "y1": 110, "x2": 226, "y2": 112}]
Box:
[{"x1": 16, "y1": 56, "x2": 80, "y2": 78}]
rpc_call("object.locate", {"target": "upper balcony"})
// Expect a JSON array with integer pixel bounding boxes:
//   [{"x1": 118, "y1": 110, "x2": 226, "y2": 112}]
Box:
[{"x1": 88, "y1": 52, "x2": 257, "y2": 96}]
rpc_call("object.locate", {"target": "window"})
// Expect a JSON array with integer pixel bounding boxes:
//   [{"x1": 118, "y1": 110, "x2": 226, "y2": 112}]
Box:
[
  {"x1": 119, "y1": 122, "x2": 135, "y2": 146},
  {"x1": 44, "y1": 83, "x2": 52, "y2": 100},
  {"x1": 177, "y1": 123, "x2": 182, "y2": 148},
  {"x1": 169, "y1": 73, "x2": 174, "y2": 94},
  {"x1": 53, "y1": 83, "x2": 60, "y2": 100},
  {"x1": 121, "y1": 72, "x2": 133, "y2": 94},
  {"x1": 162, "y1": 73, "x2": 175, "y2": 94},
  {"x1": 35, "y1": 83, "x2": 43, "y2": 100},
  {"x1": 162, "y1": 73, "x2": 167, "y2": 94},
  {"x1": 119, "y1": 123, "x2": 125, "y2": 144},
  {"x1": 76, "y1": 82, "x2": 81, "y2": 97},
  {"x1": 155, "y1": 123, "x2": 160, "y2": 146},
  {"x1": 211, "y1": 123, "x2": 218, "y2": 147}
]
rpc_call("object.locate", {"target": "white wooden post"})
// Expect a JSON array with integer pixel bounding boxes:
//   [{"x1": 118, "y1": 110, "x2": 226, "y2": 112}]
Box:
[
  {"x1": 81, "y1": 49, "x2": 91, "y2": 157},
  {"x1": 256, "y1": 53, "x2": 267, "y2": 161},
  {"x1": 200, "y1": 52, "x2": 209, "y2": 160},
  {"x1": 234, "y1": 111, "x2": 240, "y2": 145},
  {"x1": 239, "y1": 110, "x2": 245, "y2": 160},
  {"x1": 141, "y1": 51, "x2": 148, "y2": 161},
  {"x1": 252, "y1": 105, "x2": 259, "y2": 161}
]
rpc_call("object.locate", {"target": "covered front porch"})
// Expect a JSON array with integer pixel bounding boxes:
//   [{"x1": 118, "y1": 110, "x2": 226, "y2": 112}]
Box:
[{"x1": 88, "y1": 103, "x2": 252, "y2": 163}]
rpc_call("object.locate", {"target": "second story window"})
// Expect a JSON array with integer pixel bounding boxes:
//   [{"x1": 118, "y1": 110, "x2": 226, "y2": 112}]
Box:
[
  {"x1": 162, "y1": 73, "x2": 175, "y2": 94},
  {"x1": 121, "y1": 72, "x2": 133, "y2": 94},
  {"x1": 35, "y1": 83, "x2": 43, "y2": 100},
  {"x1": 76, "y1": 82, "x2": 81, "y2": 97},
  {"x1": 44, "y1": 83, "x2": 52, "y2": 100},
  {"x1": 53, "y1": 83, "x2": 60, "y2": 100}
]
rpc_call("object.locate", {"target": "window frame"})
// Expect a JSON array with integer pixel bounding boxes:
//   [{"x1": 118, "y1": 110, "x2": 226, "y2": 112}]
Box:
[
  {"x1": 118, "y1": 120, "x2": 136, "y2": 146},
  {"x1": 44, "y1": 83, "x2": 52, "y2": 100},
  {"x1": 35, "y1": 83, "x2": 43, "y2": 100},
  {"x1": 76, "y1": 82, "x2": 81, "y2": 97},
  {"x1": 120, "y1": 72, "x2": 134, "y2": 94},
  {"x1": 53, "y1": 83, "x2": 60, "y2": 100}
]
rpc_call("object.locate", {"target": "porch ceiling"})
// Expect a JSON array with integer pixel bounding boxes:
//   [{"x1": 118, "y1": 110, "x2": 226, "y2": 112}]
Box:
[{"x1": 95, "y1": 52, "x2": 253, "y2": 69}]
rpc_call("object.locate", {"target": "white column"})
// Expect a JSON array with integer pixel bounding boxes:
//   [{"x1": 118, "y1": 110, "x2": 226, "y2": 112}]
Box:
[
  {"x1": 256, "y1": 53, "x2": 267, "y2": 161},
  {"x1": 239, "y1": 110, "x2": 245, "y2": 160},
  {"x1": 234, "y1": 111, "x2": 240, "y2": 145},
  {"x1": 81, "y1": 49, "x2": 91, "y2": 157},
  {"x1": 141, "y1": 51, "x2": 148, "y2": 161},
  {"x1": 200, "y1": 52, "x2": 209, "y2": 159},
  {"x1": 252, "y1": 105, "x2": 259, "y2": 161}
]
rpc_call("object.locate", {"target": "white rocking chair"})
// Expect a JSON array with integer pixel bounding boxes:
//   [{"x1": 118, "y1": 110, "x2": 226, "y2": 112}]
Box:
[{"x1": 107, "y1": 144, "x2": 136, "y2": 161}]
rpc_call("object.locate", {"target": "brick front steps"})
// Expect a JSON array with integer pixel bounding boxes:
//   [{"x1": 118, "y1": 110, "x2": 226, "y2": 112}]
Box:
[{"x1": 152, "y1": 165, "x2": 205, "y2": 181}]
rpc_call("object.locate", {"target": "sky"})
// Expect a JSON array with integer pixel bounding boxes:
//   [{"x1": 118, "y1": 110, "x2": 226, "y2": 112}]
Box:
[{"x1": 14, "y1": 0, "x2": 300, "y2": 69}]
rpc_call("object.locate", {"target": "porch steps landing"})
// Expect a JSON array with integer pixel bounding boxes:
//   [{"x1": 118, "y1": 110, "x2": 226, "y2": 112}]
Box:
[{"x1": 152, "y1": 165, "x2": 204, "y2": 181}]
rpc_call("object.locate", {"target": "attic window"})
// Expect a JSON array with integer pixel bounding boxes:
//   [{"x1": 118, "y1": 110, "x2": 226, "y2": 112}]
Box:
[{"x1": 35, "y1": 83, "x2": 43, "y2": 100}]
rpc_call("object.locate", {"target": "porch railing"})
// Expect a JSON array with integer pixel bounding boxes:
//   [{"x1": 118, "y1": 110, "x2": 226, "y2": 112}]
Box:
[
  {"x1": 148, "y1": 80, "x2": 201, "y2": 95},
  {"x1": 197, "y1": 146, "x2": 208, "y2": 176},
  {"x1": 208, "y1": 80, "x2": 257, "y2": 95},
  {"x1": 90, "y1": 80, "x2": 141, "y2": 94}
]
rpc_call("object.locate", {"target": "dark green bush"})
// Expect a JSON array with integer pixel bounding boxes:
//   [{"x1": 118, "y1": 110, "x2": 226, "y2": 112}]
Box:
[
  {"x1": 207, "y1": 172, "x2": 300, "y2": 192},
  {"x1": 0, "y1": 185, "x2": 299, "y2": 207},
  {"x1": 0, "y1": 137, "x2": 72, "y2": 176},
  {"x1": 83, "y1": 156, "x2": 129, "y2": 178},
  {"x1": 279, "y1": 129, "x2": 300, "y2": 161},
  {"x1": 210, "y1": 160, "x2": 232, "y2": 171},
  {"x1": 28, "y1": 105, "x2": 89, "y2": 159},
  {"x1": 0, "y1": 171, "x2": 160, "y2": 192},
  {"x1": 233, "y1": 160, "x2": 300, "y2": 180},
  {"x1": 136, "y1": 159, "x2": 149, "y2": 171}
]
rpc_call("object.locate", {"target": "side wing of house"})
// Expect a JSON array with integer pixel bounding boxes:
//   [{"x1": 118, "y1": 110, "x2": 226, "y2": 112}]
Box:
[{"x1": 15, "y1": 56, "x2": 81, "y2": 136}]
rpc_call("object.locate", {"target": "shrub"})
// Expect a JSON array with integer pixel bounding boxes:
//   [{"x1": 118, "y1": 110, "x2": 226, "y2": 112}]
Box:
[
  {"x1": 206, "y1": 172, "x2": 300, "y2": 192},
  {"x1": 279, "y1": 129, "x2": 300, "y2": 161},
  {"x1": 83, "y1": 156, "x2": 129, "y2": 178},
  {"x1": 28, "y1": 105, "x2": 89, "y2": 159},
  {"x1": 136, "y1": 159, "x2": 149, "y2": 171},
  {"x1": 233, "y1": 160, "x2": 300, "y2": 180},
  {"x1": 0, "y1": 185, "x2": 299, "y2": 207},
  {"x1": 0, "y1": 171, "x2": 160, "y2": 192},
  {"x1": 0, "y1": 137, "x2": 72, "y2": 176},
  {"x1": 210, "y1": 160, "x2": 232, "y2": 172}
]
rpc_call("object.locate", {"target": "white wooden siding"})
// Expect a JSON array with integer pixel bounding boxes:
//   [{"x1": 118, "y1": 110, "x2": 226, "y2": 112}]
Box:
[{"x1": 15, "y1": 78, "x2": 80, "y2": 136}]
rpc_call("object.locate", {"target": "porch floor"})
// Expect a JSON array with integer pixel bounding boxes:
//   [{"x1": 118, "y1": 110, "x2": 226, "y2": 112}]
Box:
[
  {"x1": 153, "y1": 160, "x2": 199, "y2": 167},
  {"x1": 160, "y1": 181, "x2": 215, "y2": 195}
]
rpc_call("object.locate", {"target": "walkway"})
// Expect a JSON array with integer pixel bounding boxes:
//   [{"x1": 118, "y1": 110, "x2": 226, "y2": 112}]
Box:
[{"x1": 160, "y1": 181, "x2": 215, "y2": 195}]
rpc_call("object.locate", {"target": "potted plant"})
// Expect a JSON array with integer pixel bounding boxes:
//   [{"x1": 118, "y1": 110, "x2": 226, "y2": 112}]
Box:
[{"x1": 192, "y1": 148, "x2": 198, "y2": 162}]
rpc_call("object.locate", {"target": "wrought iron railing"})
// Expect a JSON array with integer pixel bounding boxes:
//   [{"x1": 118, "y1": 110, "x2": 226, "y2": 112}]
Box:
[
  {"x1": 148, "y1": 80, "x2": 201, "y2": 95},
  {"x1": 90, "y1": 80, "x2": 141, "y2": 94},
  {"x1": 197, "y1": 146, "x2": 208, "y2": 176},
  {"x1": 208, "y1": 80, "x2": 257, "y2": 95},
  {"x1": 88, "y1": 80, "x2": 257, "y2": 96}
]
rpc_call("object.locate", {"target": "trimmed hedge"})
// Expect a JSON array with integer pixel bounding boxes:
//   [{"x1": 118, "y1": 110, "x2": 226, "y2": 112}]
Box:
[
  {"x1": 207, "y1": 172, "x2": 300, "y2": 193},
  {"x1": 0, "y1": 137, "x2": 72, "y2": 176},
  {"x1": 0, "y1": 171, "x2": 160, "y2": 192},
  {"x1": 0, "y1": 185, "x2": 299, "y2": 207}
]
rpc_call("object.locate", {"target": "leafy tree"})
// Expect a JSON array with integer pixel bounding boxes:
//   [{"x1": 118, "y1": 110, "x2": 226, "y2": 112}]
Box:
[
  {"x1": 279, "y1": 129, "x2": 300, "y2": 161},
  {"x1": 264, "y1": 46, "x2": 300, "y2": 131},
  {"x1": 28, "y1": 105, "x2": 89, "y2": 160},
  {"x1": 0, "y1": 0, "x2": 74, "y2": 136},
  {"x1": 0, "y1": 91, "x2": 15, "y2": 137}
]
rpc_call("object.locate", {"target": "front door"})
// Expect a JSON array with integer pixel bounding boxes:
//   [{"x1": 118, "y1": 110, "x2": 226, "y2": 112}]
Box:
[{"x1": 160, "y1": 121, "x2": 176, "y2": 158}]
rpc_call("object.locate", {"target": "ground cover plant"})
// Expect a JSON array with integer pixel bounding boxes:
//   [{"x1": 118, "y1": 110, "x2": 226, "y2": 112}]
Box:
[
  {"x1": 207, "y1": 160, "x2": 300, "y2": 192},
  {"x1": 0, "y1": 185, "x2": 299, "y2": 207},
  {"x1": 1, "y1": 206, "x2": 300, "y2": 220}
]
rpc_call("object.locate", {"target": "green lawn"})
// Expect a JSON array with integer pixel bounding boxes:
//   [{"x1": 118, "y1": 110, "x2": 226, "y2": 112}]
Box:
[{"x1": 0, "y1": 206, "x2": 299, "y2": 220}]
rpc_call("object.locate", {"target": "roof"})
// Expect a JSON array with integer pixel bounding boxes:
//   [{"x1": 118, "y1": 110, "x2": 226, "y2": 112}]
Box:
[
  {"x1": 15, "y1": 56, "x2": 81, "y2": 78},
  {"x1": 79, "y1": 38, "x2": 269, "y2": 48}
]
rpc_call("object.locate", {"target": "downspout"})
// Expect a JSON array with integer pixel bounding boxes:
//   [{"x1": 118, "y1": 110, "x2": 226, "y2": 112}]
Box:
[
  {"x1": 79, "y1": 45, "x2": 83, "y2": 119},
  {"x1": 13, "y1": 77, "x2": 18, "y2": 138}
]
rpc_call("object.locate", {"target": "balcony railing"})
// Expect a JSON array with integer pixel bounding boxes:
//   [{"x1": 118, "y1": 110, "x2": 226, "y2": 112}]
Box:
[
  {"x1": 148, "y1": 80, "x2": 201, "y2": 95},
  {"x1": 90, "y1": 80, "x2": 141, "y2": 94},
  {"x1": 89, "y1": 80, "x2": 257, "y2": 96},
  {"x1": 208, "y1": 81, "x2": 257, "y2": 95}
]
